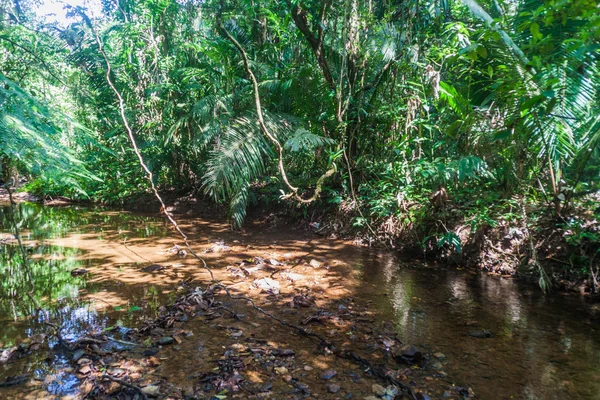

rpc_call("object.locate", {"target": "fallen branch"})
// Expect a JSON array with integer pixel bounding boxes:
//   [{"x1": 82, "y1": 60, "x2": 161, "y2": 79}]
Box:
[{"x1": 0, "y1": 374, "x2": 28, "y2": 387}]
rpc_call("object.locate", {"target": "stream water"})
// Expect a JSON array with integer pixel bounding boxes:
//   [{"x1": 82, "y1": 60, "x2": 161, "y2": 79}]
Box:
[{"x1": 0, "y1": 203, "x2": 598, "y2": 399}]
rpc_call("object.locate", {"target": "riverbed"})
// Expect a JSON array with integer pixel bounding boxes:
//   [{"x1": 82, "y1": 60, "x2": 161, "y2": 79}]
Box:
[{"x1": 0, "y1": 203, "x2": 598, "y2": 399}]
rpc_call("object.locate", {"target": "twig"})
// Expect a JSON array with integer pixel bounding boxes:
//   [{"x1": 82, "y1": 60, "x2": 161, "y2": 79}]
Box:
[
  {"x1": 45, "y1": 321, "x2": 64, "y2": 344},
  {"x1": 106, "y1": 337, "x2": 142, "y2": 347}
]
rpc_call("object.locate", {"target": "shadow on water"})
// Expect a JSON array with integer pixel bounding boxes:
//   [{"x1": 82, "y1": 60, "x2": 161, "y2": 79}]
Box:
[{"x1": 0, "y1": 203, "x2": 598, "y2": 399}]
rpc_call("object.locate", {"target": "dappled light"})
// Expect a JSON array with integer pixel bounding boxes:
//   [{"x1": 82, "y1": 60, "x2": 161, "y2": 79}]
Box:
[
  {"x1": 1, "y1": 0, "x2": 599, "y2": 398},
  {"x1": 0, "y1": 203, "x2": 598, "y2": 399}
]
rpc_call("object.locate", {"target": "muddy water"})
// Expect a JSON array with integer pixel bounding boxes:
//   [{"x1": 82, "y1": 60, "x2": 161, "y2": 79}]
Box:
[
  {"x1": 359, "y1": 253, "x2": 600, "y2": 399},
  {"x1": 0, "y1": 203, "x2": 598, "y2": 399}
]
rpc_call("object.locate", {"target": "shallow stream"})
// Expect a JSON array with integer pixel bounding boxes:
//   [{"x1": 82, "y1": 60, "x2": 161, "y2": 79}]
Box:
[{"x1": 0, "y1": 203, "x2": 598, "y2": 399}]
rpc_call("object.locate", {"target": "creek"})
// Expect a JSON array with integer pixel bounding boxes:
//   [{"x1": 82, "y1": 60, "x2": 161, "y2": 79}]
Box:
[{"x1": 0, "y1": 203, "x2": 598, "y2": 399}]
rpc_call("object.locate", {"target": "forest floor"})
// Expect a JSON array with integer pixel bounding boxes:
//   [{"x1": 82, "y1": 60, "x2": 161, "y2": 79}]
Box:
[{"x1": 135, "y1": 191, "x2": 600, "y2": 295}]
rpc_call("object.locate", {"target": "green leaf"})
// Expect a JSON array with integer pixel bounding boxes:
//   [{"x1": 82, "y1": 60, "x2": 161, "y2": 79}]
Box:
[
  {"x1": 530, "y1": 22, "x2": 543, "y2": 40},
  {"x1": 477, "y1": 45, "x2": 488, "y2": 59}
]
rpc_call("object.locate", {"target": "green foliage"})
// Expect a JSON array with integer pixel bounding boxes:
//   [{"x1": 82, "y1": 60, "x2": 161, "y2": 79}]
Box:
[
  {"x1": 1, "y1": 0, "x2": 599, "y2": 288},
  {"x1": 0, "y1": 75, "x2": 96, "y2": 193},
  {"x1": 438, "y1": 232, "x2": 462, "y2": 254}
]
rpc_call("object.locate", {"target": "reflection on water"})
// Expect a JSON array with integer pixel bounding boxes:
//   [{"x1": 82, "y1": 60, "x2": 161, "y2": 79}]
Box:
[
  {"x1": 0, "y1": 203, "x2": 174, "y2": 399},
  {"x1": 0, "y1": 204, "x2": 168, "y2": 341},
  {"x1": 0, "y1": 203, "x2": 170, "y2": 399},
  {"x1": 360, "y1": 251, "x2": 600, "y2": 400}
]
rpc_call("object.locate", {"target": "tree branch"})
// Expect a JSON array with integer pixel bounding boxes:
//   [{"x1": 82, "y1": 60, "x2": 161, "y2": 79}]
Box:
[
  {"x1": 218, "y1": 2, "x2": 335, "y2": 204},
  {"x1": 289, "y1": 1, "x2": 336, "y2": 91}
]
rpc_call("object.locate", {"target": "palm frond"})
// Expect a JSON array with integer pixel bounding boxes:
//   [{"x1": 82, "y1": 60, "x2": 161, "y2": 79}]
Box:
[{"x1": 284, "y1": 128, "x2": 335, "y2": 152}]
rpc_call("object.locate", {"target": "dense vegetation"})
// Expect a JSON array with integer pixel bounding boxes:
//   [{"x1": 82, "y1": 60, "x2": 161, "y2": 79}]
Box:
[{"x1": 1, "y1": 0, "x2": 599, "y2": 288}]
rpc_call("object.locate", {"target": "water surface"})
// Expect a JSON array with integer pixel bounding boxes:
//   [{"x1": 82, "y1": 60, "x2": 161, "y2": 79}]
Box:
[{"x1": 0, "y1": 203, "x2": 598, "y2": 399}]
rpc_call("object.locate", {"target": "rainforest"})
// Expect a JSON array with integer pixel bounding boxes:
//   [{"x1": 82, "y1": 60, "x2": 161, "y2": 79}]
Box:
[{"x1": 0, "y1": 0, "x2": 599, "y2": 399}]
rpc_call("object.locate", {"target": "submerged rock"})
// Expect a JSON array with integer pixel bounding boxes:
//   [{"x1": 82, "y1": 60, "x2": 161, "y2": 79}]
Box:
[
  {"x1": 327, "y1": 383, "x2": 341, "y2": 393},
  {"x1": 294, "y1": 382, "x2": 311, "y2": 395},
  {"x1": 394, "y1": 345, "x2": 423, "y2": 364},
  {"x1": 157, "y1": 336, "x2": 174, "y2": 345},
  {"x1": 321, "y1": 369, "x2": 337, "y2": 380},
  {"x1": 141, "y1": 385, "x2": 160, "y2": 397},
  {"x1": 143, "y1": 348, "x2": 159, "y2": 356},
  {"x1": 430, "y1": 360, "x2": 443, "y2": 370},
  {"x1": 468, "y1": 330, "x2": 493, "y2": 338},
  {"x1": 372, "y1": 383, "x2": 386, "y2": 396},
  {"x1": 274, "y1": 366, "x2": 288, "y2": 375}
]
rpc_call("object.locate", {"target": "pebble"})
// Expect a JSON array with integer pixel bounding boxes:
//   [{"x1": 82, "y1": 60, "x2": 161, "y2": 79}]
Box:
[
  {"x1": 274, "y1": 366, "x2": 288, "y2": 375},
  {"x1": 143, "y1": 348, "x2": 159, "y2": 356},
  {"x1": 321, "y1": 369, "x2": 337, "y2": 380},
  {"x1": 183, "y1": 385, "x2": 195, "y2": 397},
  {"x1": 327, "y1": 384, "x2": 341, "y2": 393},
  {"x1": 303, "y1": 365, "x2": 313, "y2": 371},
  {"x1": 158, "y1": 336, "x2": 174, "y2": 345},
  {"x1": 401, "y1": 345, "x2": 419, "y2": 357},
  {"x1": 431, "y1": 361, "x2": 443, "y2": 370},
  {"x1": 72, "y1": 349, "x2": 85, "y2": 362},
  {"x1": 433, "y1": 352, "x2": 446, "y2": 360},
  {"x1": 468, "y1": 329, "x2": 493, "y2": 338},
  {"x1": 372, "y1": 384, "x2": 386, "y2": 396},
  {"x1": 273, "y1": 348, "x2": 295, "y2": 356},
  {"x1": 141, "y1": 385, "x2": 160, "y2": 397},
  {"x1": 294, "y1": 382, "x2": 311, "y2": 395}
]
